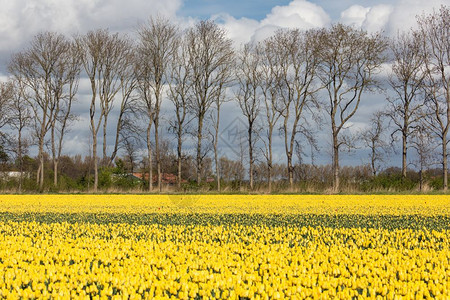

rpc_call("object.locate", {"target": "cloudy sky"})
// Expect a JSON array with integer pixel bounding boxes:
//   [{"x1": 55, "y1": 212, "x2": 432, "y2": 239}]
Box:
[
  {"x1": 0, "y1": 0, "x2": 447, "y2": 168},
  {"x1": 1, "y1": 0, "x2": 446, "y2": 66}
]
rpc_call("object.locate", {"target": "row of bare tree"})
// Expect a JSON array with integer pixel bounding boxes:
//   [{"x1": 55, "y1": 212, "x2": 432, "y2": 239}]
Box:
[{"x1": 0, "y1": 6, "x2": 449, "y2": 192}]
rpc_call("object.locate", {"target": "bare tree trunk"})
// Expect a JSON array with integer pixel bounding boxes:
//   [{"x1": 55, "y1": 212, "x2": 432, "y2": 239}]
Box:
[
  {"x1": 443, "y1": 138, "x2": 448, "y2": 191},
  {"x1": 103, "y1": 115, "x2": 108, "y2": 164},
  {"x1": 332, "y1": 132, "x2": 340, "y2": 193},
  {"x1": 444, "y1": 97, "x2": 449, "y2": 191},
  {"x1": 154, "y1": 118, "x2": 162, "y2": 192},
  {"x1": 38, "y1": 137, "x2": 45, "y2": 191},
  {"x1": 176, "y1": 121, "x2": 183, "y2": 189},
  {"x1": 215, "y1": 147, "x2": 220, "y2": 192},
  {"x1": 248, "y1": 127, "x2": 254, "y2": 190},
  {"x1": 402, "y1": 130, "x2": 408, "y2": 179},
  {"x1": 288, "y1": 159, "x2": 294, "y2": 191},
  {"x1": 92, "y1": 132, "x2": 98, "y2": 193},
  {"x1": 286, "y1": 116, "x2": 298, "y2": 191},
  {"x1": 419, "y1": 169, "x2": 423, "y2": 192},
  {"x1": 54, "y1": 161, "x2": 58, "y2": 187},
  {"x1": 177, "y1": 147, "x2": 182, "y2": 189},
  {"x1": 52, "y1": 117, "x2": 57, "y2": 188},
  {"x1": 36, "y1": 161, "x2": 41, "y2": 187},
  {"x1": 51, "y1": 124, "x2": 58, "y2": 187},
  {"x1": 196, "y1": 117, "x2": 203, "y2": 184},
  {"x1": 268, "y1": 130, "x2": 273, "y2": 193},
  {"x1": 214, "y1": 108, "x2": 220, "y2": 192},
  {"x1": 371, "y1": 145, "x2": 377, "y2": 177},
  {"x1": 18, "y1": 129, "x2": 23, "y2": 192},
  {"x1": 147, "y1": 123, "x2": 153, "y2": 192}
]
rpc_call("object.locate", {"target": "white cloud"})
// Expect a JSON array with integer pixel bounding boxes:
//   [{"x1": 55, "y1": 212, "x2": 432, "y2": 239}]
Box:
[
  {"x1": 212, "y1": 14, "x2": 260, "y2": 47},
  {"x1": 216, "y1": 0, "x2": 331, "y2": 45},
  {"x1": 340, "y1": 4, "x2": 393, "y2": 33},
  {"x1": 387, "y1": 0, "x2": 448, "y2": 34},
  {"x1": 340, "y1": 1, "x2": 448, "y2": 35},
  {"x1": 341, "y1": 5, "x2": 371, "y2": 28},
  {"x1": 363, "y1": 5, "x2": 394, "y2": 33},
  {"x1": 0, "y1": 0, "x2": 182, "y2": 54},
  {"x1": 261, "y1": 0, "x2": 330, "y2": 29},
  {"x1": 251, "y1": 25, "x2": 283, "y2": 43}
]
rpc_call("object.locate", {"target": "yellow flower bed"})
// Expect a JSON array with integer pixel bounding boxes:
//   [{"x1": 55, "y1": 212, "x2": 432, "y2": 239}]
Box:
[
  {"x1": 0, "y1": 194, "x2": 449, "y2": 215},
  {"x1": 0, "y1": 195, "x2": 448, "y2": 299}
]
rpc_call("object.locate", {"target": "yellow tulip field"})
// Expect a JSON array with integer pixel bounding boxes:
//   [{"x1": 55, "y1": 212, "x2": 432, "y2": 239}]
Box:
[{"x1": 0, "y1": 195, "x2": 449, "y2": 299}]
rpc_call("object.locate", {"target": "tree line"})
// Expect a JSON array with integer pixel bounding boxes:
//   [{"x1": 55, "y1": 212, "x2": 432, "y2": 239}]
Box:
[{"x1": 0, "y1": 6, "x2": 449, "y2": 193}]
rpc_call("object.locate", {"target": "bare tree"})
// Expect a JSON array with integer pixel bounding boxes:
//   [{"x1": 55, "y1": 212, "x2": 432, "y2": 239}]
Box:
[
  {"x1": 418, "y1": 6, "x2": 450, "y2": 191},
  {"x1": 48, "y1": 41, "x2": 81, "y2": 187},
  {"x1": 235, "y1": 43, "x2": 262, "y2": 190},
  {"x1": 268, "y1": 28, "x2": 321, "y2": 191},
  {"x1": 7, "y1": 80, "x2": 32, "y2": 192},
  {"x1": 186, "y1": 20, "x2": 234, "y2": 184},
  {"x1": 386, "y1": 30, "x2": 426, "y2": 180},
  {"x1": 361, "y1": 111, "x2": 390, "y2": 176},
  {"x1": 137, "y1": 16, "x2": 179, "y2": 192},
  {"x1": 108, "y1": 52, "x2": 138, "y2": 167},
  {"x1": 317, "y1": 24, "x2": 387, "y2": 192},
  {"x1": 9, "y1": 32, "x2": 78, "y2": 191},
  {"x1": 135, "y1": 58, "x2": 155, "y2": 191},
  {"x1": 167, "y1": 35, "x2": 191, "y2": 189},
  {"x1": 259, "y1": 40, "x2": 283, "y2": 193},
  {"x1": 76, "y1": 29, "x2": 132, "y2": 192}
]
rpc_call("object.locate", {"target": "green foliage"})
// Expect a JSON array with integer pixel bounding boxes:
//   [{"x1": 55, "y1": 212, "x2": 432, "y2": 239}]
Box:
[
  {"x1": 113, "y1": 159, "x2": 125, "y2": 175},
  {"x1": 361, "y1": 173, "x2": 417, "y2": 192},
  {"x1": 98, "y1": 168, "x2": 112, "y2": 189},
  {"x1": 112, "y1": 174, "x2": 141, "y2": 190},
  {"x1": 429, "y1": 176, "x2": 450, "y2": 190},
  {"x1": 0, "y1": 212, "x2": 448, "y2": 231}
]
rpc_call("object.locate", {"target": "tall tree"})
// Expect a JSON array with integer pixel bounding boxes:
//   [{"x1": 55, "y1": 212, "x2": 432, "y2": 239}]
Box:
[
  {"x1": 317, "y1": 24, "x2": 387, "y2": 192},
  {"x1": 137, "y1": 16, "x2": 179, "y2": 192},
  {"x1": 167, "y1": 34, "x2": 192, "y2": 189},
  {"x1": 49, "y1": 41, "x2": 81, "y2": 187},
  {"x1": 268, "y1": 28, "x2": 321, "y2": 191},
  {"x1": 418, "y1": 6, "x2": 450, "y2": 191},
  {"x1": 186, "y1": 20, "x2": 234, "y2": 184},
  {"x1": 235, "y1": 43, "x2": 262, "y2": 191},
  {"x1": 8, "y1": 80, "x2": 31, "y2": 192},
  {"x1": 76, "y1": 29, "x2": 132, "y2": 192},
  {"x1": 259, "y1": 40, "x2": 283, "y2": 193},
  {"x1": 135, "y1": 53, "x2": 156, "y2": 192},
  {"x1": 386, "y1": 30, "x2": 426, "y2": 180},
  {"x1": 9, "y1": 32, "x2": 78, "y2": 191}
]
